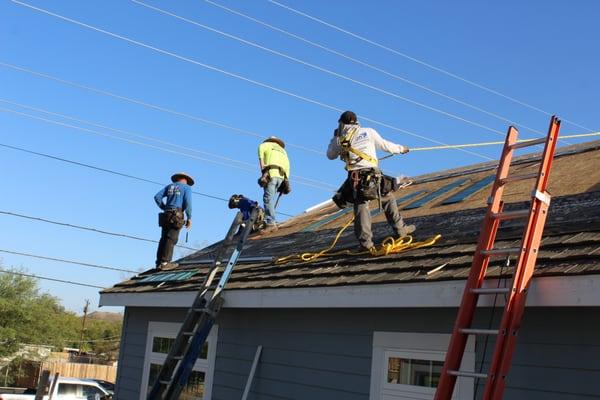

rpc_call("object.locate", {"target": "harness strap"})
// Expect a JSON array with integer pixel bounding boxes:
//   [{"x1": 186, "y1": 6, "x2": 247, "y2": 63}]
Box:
[{"x1": 340, "y1": 126, "x2": 378, "y2": 169}]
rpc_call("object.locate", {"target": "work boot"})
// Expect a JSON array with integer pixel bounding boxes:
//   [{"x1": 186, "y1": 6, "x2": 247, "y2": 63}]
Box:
[
  {"x1": 396, "y1": 224, "x2": 416, "y2": 239},
  {"x1": 261, "y1": 223, "x2": 278, "y2": 234},
  {"x1": 355, "y1": 244, "x2": 376, "y2": 254},
  {"x1": 156, "y1": 262, "x2": 178, "y2": 271}
]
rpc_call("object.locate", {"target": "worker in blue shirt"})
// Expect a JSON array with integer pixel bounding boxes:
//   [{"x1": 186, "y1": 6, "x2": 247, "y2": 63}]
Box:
[{"x1": 154, "y1": 172, "x2": 194, "y2": 269}]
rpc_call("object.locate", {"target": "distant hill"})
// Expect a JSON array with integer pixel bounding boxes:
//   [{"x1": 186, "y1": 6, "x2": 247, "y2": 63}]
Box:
[{"x1": 87, "y1": 311, "x2": 123, "y2": 323}]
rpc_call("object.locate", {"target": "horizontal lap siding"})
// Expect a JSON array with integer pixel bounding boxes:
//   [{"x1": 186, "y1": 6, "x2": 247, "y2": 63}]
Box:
[
  {"x1": 473, "y1": 308, "x2": 600, "y2": 400},
  {"x1": 115, "y1": 306, "x2": 600, "y2": 400},
  {"x1": 212, "y1": 308, "x2": 455, "y2": 400},
  {"x1": 114, "y1": 307, "x2": 187, "y2": 399}
]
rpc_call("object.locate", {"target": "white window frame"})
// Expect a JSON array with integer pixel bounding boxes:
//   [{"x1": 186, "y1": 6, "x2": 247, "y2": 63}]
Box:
[
  {"x1": 370, "y1": 332, "x2": 475, "y2": 400},
  {"x1": 140, "y1": 321, "x2": 218, "y2": 400}
]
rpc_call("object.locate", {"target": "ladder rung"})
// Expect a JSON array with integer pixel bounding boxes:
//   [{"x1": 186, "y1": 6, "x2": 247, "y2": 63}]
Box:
[
  {"x1": 500, "y1": 172, "x2": 538, "y2": 184},
  {"x1": 460, "y1": 328, "x2": 499, "y2": 335},
  {"x1": 448, "y1": 370, "x2": 488, "y2": 379},
  {"x1": 182, "y1": 331, "x2": 194, "y2": 336},
  {"x1": 491, "y1": 209, "x2": 530, "y2": 221},
  {"x1": 510, "y1": 137, "x2": 546, "y2": 150},
  {"x1": 471, "y1": 287, "x2": 511, "y2": 295},
  {"x1": 159, "y1": 380, "x2": 172, "y2": 385},
  {"x1": 480, "y1": 247, "x2": 521, "y2": 257},
  {"x1": 172, "y1": 355, "x2": 183, "y2": 360}
]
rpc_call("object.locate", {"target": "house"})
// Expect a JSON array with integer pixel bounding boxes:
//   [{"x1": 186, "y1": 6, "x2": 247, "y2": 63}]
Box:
[{"x1": 100, "y1": 140, "x2": 600, "y2": 400}]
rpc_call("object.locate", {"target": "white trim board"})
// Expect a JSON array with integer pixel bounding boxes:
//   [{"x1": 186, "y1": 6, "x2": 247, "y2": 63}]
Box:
[{"x1": 99, "y1": 274, "x2": 600, "y2": 308}]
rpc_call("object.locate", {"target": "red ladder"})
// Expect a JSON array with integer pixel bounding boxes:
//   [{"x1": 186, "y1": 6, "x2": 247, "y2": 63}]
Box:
[{"x1": 434, "y1": 116, "x2": 561, "y2": 400}]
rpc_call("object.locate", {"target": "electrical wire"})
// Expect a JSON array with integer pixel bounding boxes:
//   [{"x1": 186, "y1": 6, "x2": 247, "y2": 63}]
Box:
[
  {"x1": 0, "y1": 98, "x2": 335, "y2": 190},
  {"x1": 0, "y1": 210, "x2": 199, "y2": 251},
  {"x1": 8, "y1": 0, "x2": 493, "y2": 161},
  {"x1": 0, "y1": 249, "x2": 139, "y2": 274},
  {"x1": 0, "y1": 105, "x2": 334, "y2": 191},
  {"x1": 134, "y1": 0, "x2": 510, "y2": 138},
  {"x1": 378, "y1": 131, "x2": 600, "y2": 159},
  {"x1": 0, "y1": 142, "x2": 295, "y2": 217},
  {"x1": 267, "y1": 0, "x2": 594, "y2": 133},
  {"x1": 0, "y1": 60, "x2": 323, "y2": 156},
  {"x1": 204, "y1": 0, "x2": 548, "y2": 138},
  {"x1": 0, "y1": 269, "x2": 105, "y2": 289}
]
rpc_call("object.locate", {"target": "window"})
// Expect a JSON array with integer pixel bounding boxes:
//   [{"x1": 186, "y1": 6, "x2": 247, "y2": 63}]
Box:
[
  {"x1": 370, "y1": 332, "x2": 474, "y2": 400},
  {"x1": 57, "y1": 383, "x2": 106, "y2": 399},
  {"x1": 141, "y1": 322, "x2": 218, "y2": 399}
]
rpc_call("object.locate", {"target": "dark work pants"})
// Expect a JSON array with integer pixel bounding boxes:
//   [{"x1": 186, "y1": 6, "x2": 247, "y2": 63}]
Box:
[
  {"x1": 354, "y1": 193, "x2": 404, "y2": 249},
  {"x1": 156, "y1": 225, "x2": 181, "y2": 266}
]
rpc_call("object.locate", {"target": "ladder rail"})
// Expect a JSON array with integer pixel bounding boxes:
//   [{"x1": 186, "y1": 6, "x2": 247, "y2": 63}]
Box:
[
  {"x1": 434, "y1": 126, "x2": 518, "y2": 399},
  {"x1": 147, "y1": 207, "x2": 258, "y2": 400},
  {"x1": 483, "y1": 117, "x2": 560, "y2": 399},
  {"x1": 435, "y1": 116, "x2": 560, "y2": 400}
]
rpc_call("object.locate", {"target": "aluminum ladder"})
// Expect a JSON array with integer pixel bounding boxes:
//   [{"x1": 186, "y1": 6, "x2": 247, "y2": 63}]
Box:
[
  {"x1": 434, "y1": 116, "x2": 561, "y2": 400},
  {"x1": 147, "y1": 205, "x2": 259, "y2": 400}
]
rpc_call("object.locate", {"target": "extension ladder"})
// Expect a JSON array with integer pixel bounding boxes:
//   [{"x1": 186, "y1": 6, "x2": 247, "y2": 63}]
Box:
[
  {"x1": 147, "y1": 204, "x2": 259, "y2": 400},
  {"x1": 434, "y1": 116, "x2": 561, "y2": 400}
]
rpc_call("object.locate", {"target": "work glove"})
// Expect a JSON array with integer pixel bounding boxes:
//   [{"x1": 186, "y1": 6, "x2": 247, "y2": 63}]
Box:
[
  {"x1": 186, "y1": 219, "x2": 192, "y2": 230},
  {"x1": 400, "y1": 145, "x2": 410, "y2": 154}
]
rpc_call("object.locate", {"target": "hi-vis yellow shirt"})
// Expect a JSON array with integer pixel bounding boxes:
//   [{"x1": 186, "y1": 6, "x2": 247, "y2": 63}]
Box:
[{"x1": 258, "y1": 142, "x2": 290, "y2": 179}]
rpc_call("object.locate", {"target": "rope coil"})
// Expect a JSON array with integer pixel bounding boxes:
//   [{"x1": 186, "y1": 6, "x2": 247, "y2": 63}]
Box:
[{"x1": 275, "y1": 216, "x2": 442, "y2": 265}]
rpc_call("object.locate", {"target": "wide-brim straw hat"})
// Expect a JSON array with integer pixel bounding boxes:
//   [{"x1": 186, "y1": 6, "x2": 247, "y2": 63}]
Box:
[
  {"x1": 171, "y1": 172, "x2": 195, "y2": 186},
  {"x1": 263, "y1": 136, "x2": 285, "y2": 149}
]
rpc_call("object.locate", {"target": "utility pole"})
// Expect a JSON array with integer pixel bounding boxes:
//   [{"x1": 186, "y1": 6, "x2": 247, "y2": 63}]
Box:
[{"x1": 78, "y1": 299, "x2": 90, "y2": 355}]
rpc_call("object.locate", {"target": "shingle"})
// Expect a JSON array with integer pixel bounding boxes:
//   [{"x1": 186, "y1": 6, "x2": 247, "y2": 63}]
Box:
[{"x1": 102, "y1": 147, "x2": 600, "y2": 295}]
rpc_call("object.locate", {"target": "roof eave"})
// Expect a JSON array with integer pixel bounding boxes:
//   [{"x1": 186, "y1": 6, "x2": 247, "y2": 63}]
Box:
[{"x1": 99, "y1": 274, "x2": 600, "y2": 309}]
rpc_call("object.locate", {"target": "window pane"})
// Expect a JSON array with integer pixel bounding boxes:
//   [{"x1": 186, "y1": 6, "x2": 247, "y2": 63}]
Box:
[
  {"x1": 148, "y1": 364, "x2": 206, "y2": 399},
  {"x1": 387, "y1": 357, "x2": 444, "y2": 388},
  {"x1": 152, "y1": 337, "x2": 208, "y2": 359},
  {"x1": 57, "y1": 383, "x2": 80, "y2": 395}
]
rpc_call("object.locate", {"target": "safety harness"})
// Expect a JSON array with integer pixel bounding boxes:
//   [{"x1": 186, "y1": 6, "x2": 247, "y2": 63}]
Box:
[{"x1": 339, "y1": 124, "x2": 378, "y2": 170}]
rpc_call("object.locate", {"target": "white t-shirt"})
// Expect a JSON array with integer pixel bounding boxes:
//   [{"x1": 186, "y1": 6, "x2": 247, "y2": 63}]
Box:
[{"x1": 327, "y1": 126, "x2": 407, "y2": 170}]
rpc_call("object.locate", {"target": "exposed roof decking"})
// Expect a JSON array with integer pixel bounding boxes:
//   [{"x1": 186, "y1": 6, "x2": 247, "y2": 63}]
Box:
[{"x1": 101, "y1": 141, "x2": 600, "y2": 295}]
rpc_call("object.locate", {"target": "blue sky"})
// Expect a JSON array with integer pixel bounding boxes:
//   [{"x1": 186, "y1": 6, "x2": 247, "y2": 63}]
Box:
[{"x1": 0, "y1": 0, "x2": 598, "y2": 313}]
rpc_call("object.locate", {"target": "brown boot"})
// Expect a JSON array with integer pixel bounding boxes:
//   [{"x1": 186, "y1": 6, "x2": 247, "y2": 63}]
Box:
[{"x1": 397, "y1": 224, "x2": 416, "y2": 238}]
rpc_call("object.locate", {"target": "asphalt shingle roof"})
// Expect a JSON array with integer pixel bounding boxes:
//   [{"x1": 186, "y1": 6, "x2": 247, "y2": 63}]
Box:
[{"x1": 102, "y1": 141, "x2": 600, "y2": 295}]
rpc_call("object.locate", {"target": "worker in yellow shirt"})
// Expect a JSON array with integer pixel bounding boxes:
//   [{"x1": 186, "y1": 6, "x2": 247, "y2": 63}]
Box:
[{"x1": 258, "y1": 136, "x2": 290, "y2": 230}]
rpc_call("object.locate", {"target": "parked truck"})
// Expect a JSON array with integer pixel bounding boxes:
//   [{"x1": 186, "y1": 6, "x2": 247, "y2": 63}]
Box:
[{"x1": 0, "y1": 377, "x2": 111, "y2": 400}]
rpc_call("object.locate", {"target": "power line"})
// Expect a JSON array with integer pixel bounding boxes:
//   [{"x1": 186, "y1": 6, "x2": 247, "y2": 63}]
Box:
[
  {"x1": 133, "y1": 0, "x2": 509, "y2": 138},
  {"x1": 9, "y1": 0, "x2": 492, "y2": 161},
  {"x1": 0, "y1": 98, "x2": 335, "y2": 190},
  {"x1": 0, "y1": 248, "x2": 140, "y2": 274},
  {"x1": 203, "y1": 0, "x2": 548, "y2": 138},
  {"x1": 0, "y1": 269, "x2": 105, "y2": 289},
  {"x1": 0, "y1": 210, "x2": 199, "y2": 251},
  {"x1": 0, "y1": 105, "x2": 334, "y2": 191},
  {"x1": 267, "y1": 0, "x2": 594, "y2": 133},
  {"x1": 0, "y1": 142, "x2": 295, "y2": 217},
  {"x1": 0, "y1": 60, "x2": 323, "y2": 156}
]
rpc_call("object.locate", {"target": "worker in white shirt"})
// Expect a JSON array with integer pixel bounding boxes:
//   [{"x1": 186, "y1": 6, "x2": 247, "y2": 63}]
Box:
[{"x1": 327, "y1": 110, "x2": 415, "y2": 251}]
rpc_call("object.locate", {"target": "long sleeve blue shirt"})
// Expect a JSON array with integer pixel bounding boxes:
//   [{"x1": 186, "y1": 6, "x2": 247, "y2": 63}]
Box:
[{"x1": 154, "y1": 182, "x2": 192, "y2": 219}]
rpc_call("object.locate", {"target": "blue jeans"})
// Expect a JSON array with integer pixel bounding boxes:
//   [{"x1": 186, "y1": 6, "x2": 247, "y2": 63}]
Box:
[{"x1": 263, "y1": 177, "x2": 283, "y2": 224}]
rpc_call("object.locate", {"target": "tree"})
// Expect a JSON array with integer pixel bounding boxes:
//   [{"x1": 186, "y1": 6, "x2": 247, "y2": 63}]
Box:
[{"x1": 0, "y1": 268, "x2": 80, "y2": 358}]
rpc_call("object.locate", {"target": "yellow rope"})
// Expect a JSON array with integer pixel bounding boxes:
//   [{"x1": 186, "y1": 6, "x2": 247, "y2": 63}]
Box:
[{"x1": 275, "y1": 216, "x2": 442, "y2": 265}]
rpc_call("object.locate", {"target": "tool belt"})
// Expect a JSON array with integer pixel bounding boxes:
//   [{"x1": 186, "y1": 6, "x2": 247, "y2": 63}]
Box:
[
  {"x1": 258, "y1": 164, "x2": 291, "y2": 195},
  {"x1": 158, "y1": 208, "x2": 185, "y2": 229},
  {"x1": 332, "y1": 169, "x2": 397, "y2": 208}
]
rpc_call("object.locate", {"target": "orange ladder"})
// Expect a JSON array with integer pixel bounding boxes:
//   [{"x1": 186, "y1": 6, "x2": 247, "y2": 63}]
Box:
[{"x1": 434, "y1": 116, "x2": 561, "y2": 400}]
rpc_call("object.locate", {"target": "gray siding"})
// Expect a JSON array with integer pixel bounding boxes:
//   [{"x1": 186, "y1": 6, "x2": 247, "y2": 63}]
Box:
[{"x1": 115, "y1": 306, "x2": 600, "y2": 400}]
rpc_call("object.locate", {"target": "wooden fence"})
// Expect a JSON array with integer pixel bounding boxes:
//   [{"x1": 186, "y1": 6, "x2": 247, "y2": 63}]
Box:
[{"x1": 40, "y1": 361, "x2": 117, "y2": 382}]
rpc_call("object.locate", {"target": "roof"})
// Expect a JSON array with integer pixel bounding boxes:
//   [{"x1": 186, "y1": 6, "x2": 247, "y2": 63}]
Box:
[{"x1": 102, "y1": 140, "x2": 600, "y2": 296}]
